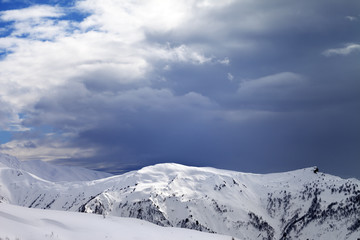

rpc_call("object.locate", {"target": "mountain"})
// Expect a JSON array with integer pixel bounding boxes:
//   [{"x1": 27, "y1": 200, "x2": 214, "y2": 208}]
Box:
[
  {"x1": 0, "y1": 153, "x2": 359, "y2": 239},
  {"x1": 0, "y1": 203, "x2": 233, "y2": 240},
  {"x1": 0, "y1": 153, "x2": 112, "y2": 182}
]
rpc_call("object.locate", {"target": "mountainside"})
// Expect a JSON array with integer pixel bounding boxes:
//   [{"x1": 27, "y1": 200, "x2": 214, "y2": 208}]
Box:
[
  {"x1": 0, "y1": 203, "x2": 232, "y2": 240},
  {"x1": 0, "y1": 153, "x2": 112, "y2": 182},
  {"x1": 0, "y1": 153, "x2": 359, "y2": 239}
]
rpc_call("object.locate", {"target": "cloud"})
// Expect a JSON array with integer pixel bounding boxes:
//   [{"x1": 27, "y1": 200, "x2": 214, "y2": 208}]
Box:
[
  {"x1": 0, "y1": 100, "x2": 15, "y2": 130},
  {"x1": 323, "y1": 44, "x2": 360, "y2": 56},
  {"x1": 236, "y1": 72, "x2": 309, "y2": 110},
  {"x1": 0, "y1": 137, "x2": 97, "y2": 161},
  {"x1": 0, "y1": 96, "x2": 29, "y2": 131},
  {"x1": 28, "y1": 85, "x2": 216, "y2": 127},
  {"x1": 0, "y1": 2, "x2": 219, "y2": 121},
  {"x1": 76, "y1": 0, "x2": 193, "y2": 37},
  {"x1": 5, "y1": 81, "x2": 217, "y2": 162},
  {"x1": 239, "y1": 72, "x2": 305, "y2": 90},
  {"x1": 227, "y1": 73, "x2": 234, "y2": 81},
  {"x1": 0, "y1": 5, "x2": 63, "y2": 21},
  {"x1": 161, "y1": 44, "x2": 212, "y2": 64},
  {"x1": 345, "y1": 16, "x2": 358, "y2": 21},
  {"x1": 218, "y1": 57, "x2": 230, "y2": 65},
  {"x1": 0, "y1": 5, "x2": 69, "y2": 40}
]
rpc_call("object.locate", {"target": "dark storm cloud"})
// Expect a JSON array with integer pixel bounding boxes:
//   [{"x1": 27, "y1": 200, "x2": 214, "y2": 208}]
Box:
[
  {"x1": 27, "y1": 68, "x2": 360, "y2": 178},
  {"x1": 1, "y1": 0, "x2": 359, "y2": 179},
  {"x1": 22, "y1": 82, "x2": 221, "y2": 172}
]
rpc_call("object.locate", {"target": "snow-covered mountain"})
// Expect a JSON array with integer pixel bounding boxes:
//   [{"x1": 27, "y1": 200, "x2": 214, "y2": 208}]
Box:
[
  {"x1": 0, "y1": 153, "x2": 359, "y2": 239},
  {"x1": 0, "y1": 153, "x2": 112, "y2": 182}
]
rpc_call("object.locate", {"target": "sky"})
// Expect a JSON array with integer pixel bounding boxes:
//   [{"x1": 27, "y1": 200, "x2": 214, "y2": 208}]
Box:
[{"x1": 0, "y1": 0, "x2": 359, "y2": 179}]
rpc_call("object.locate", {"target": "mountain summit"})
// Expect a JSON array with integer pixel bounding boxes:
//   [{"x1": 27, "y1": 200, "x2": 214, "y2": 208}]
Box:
[{"x1": 0, "y1": 154, "x2": 359, "y2": 239}]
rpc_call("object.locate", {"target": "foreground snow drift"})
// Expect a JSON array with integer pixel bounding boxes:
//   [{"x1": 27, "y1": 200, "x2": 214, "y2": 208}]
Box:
[{"x1": 0, "y1": 203, "x2": 234, "y2": 240}]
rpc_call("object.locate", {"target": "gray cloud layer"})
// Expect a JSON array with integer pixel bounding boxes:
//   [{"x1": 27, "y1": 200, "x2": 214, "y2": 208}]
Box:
[{"x1": 0, "y1": 0, "x2": 359, "y2": 178}]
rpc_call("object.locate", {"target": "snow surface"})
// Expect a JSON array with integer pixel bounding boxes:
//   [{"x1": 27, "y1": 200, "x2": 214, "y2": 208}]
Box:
[{"x1": 0, "y1": 203, "x2": 235, "y2": 240}]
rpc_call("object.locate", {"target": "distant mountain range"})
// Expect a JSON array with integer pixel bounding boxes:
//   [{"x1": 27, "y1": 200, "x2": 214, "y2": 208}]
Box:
[
  {"x1": 0, "y1": 153, "x2": 112, "y2": 182},
  {"x1": 0, "y1": 153, "x2": 359, "y2": 239}
]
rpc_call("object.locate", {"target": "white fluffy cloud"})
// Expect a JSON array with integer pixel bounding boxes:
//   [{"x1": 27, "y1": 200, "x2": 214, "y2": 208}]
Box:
[
  {"x1": 0, "y1": 5, "x2": 63, "y2": 21},
  {"x1": 0, "y1": 1, "x2": 223, "y2": 132},
  {"x1": 76, "y1": 0, "x2": 193, "y2": 38},
  {"x1": 0, "y1": 5, "x2": 69, "y2": 40}
]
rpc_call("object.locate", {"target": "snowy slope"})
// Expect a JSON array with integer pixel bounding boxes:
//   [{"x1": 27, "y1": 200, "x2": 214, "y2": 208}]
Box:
[
  {"x1": 0, "y1": 154, "x2": 359, "y2": 239},
  {"x1": 0, "y1": 153, "x2": 112, "y2": 182},
  {"x1": 0, "y1": 203, "x2": 235, "y2": 240}
]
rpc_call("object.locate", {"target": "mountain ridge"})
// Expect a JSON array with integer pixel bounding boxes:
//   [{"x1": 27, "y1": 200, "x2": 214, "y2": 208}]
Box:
[{"x1": 0, "y1": 153, "x2": 112, "y2": 182}]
